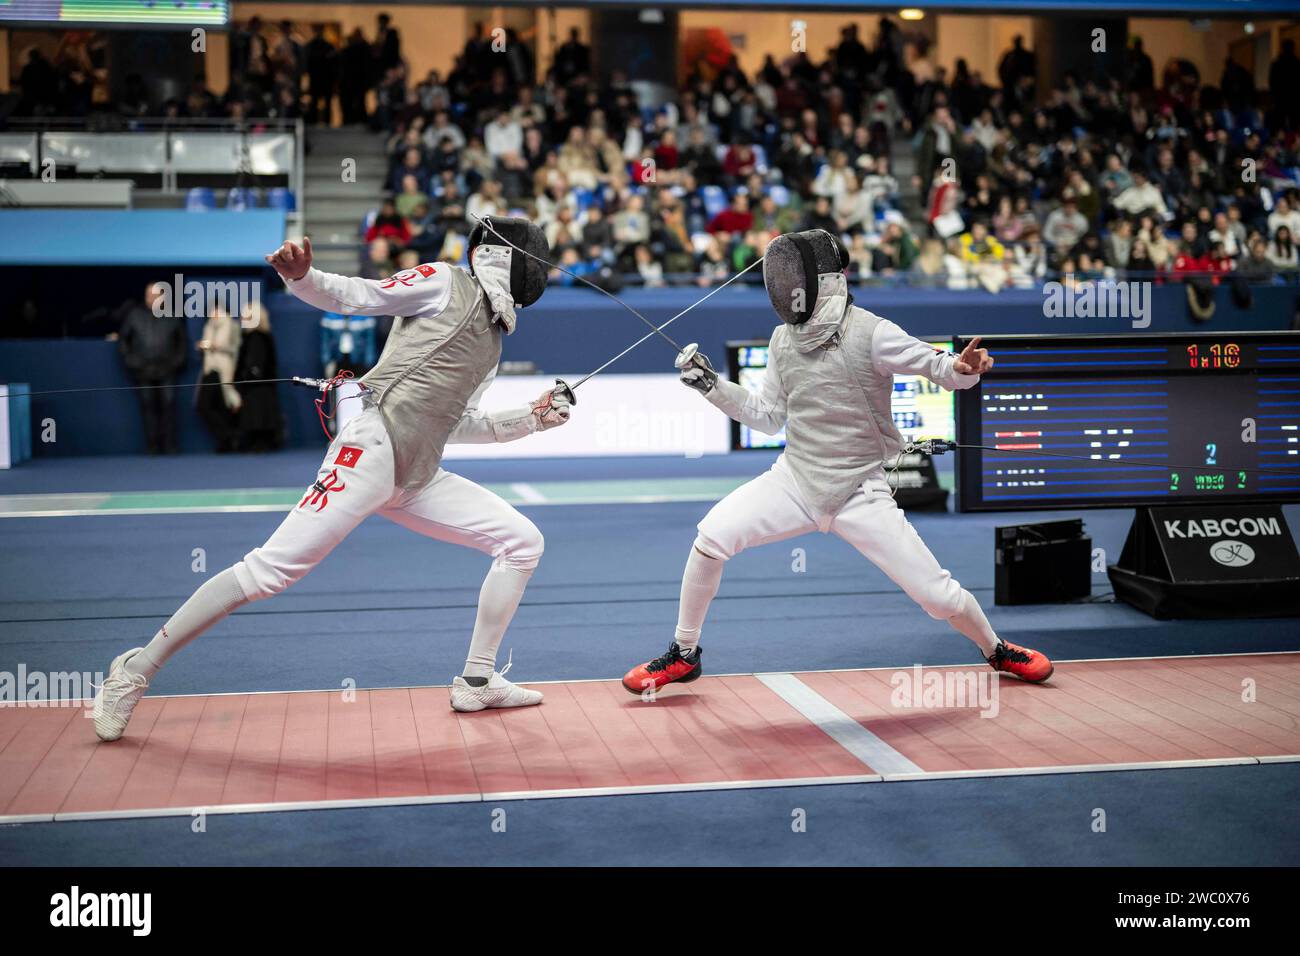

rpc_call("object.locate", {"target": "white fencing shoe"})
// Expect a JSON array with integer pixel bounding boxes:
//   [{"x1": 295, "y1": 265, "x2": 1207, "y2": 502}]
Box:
[
  {"x1": 92, "y1": 648, "x2": 149, "y2": 741},
  {"x1": 450, "y1": 655, "x2": 543, "y2": 712}
]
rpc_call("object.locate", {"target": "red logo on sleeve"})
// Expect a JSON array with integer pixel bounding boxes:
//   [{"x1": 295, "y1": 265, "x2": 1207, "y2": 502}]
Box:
[
  {"x1": 334, "y1": 446, "x2": 364, "y2": 468},
  {"x1": 380, "y1": 264, "x2": 437, "y2": 288}
]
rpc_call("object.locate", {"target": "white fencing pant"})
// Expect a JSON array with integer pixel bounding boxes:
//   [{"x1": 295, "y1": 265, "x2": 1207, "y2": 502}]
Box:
[
  {"x1": 693, "y1": 457, "x2": 975, "y2": 626},
  {"x1": 131, "y1": 407, "x2": 543, "y2": 679},
  {"x1": 234, "y1": 408, "x2": 543, "y2": 598}
]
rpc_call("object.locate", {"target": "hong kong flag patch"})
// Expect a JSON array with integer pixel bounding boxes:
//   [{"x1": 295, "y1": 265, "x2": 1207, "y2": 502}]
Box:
[{"x1": 334, "y1": 446, "x2": 364, "y2": 468}]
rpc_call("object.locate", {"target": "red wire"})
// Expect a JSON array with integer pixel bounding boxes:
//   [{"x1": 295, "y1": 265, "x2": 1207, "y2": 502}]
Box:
[{"x1": 313, "y1": 370, "x2": 367, "y2": 439}]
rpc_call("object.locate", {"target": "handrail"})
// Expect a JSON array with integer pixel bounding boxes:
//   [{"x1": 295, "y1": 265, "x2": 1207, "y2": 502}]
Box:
[{"x1": 2, "y1": 116, "x2": 302, "y2": 132}]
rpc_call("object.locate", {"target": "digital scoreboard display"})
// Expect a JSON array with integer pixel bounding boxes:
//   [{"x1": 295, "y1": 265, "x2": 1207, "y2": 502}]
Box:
[
  {"x1": 727, "y1": 339, "x2": 957, "y2": 452},
  {"x1": 0, "y1": 1, "x2": 228, "y2": 25},
  {"x1": 956, "y1": 332, "x2": 1300, "y2": 512}
]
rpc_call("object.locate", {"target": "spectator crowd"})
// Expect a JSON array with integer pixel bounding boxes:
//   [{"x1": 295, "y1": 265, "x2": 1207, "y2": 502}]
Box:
[
  {"x1": 356, "y1": 19, "x2": 1300, "y2": 291},
  {"x1": 10, "y1": 14, "x2": 1300, "y2": 292}
]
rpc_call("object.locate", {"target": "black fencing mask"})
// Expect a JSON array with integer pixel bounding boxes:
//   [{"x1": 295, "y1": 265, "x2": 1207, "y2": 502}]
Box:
[
  {"x1": 762, "y1": 229, "x2": 850, "y2": 325},
  {"x1": 468, "y1": 216, "x2": 549, "y2": 307}
]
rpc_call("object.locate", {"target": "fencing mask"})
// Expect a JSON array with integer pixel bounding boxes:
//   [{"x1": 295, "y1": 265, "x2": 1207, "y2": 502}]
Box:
[
  {"x1": 468, "y1": 216, "x2": 550, "y2": 309},
  {"x1": 762, "y1": 229, "x2": 851, "y2": 326}
]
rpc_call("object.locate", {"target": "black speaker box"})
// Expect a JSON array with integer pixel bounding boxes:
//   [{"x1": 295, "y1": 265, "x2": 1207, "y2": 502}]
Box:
[{"x1": 994, "y1": 519, "x2": 1092, "y2": 606}]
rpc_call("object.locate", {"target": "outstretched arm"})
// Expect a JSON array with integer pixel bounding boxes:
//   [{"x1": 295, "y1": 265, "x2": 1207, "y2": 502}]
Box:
[
  {"x1": 872, "y1": 320, "x2": 990, "y2": 391},
  {"x1": 268, "y1": 237, "x2": 452, "y2": 318},
  {"x1": 681, "y1": 348, "x2": 788, "y2": 435},
  {"x1": 448, "y1": 369, "x2": 572, "y2": 444}
]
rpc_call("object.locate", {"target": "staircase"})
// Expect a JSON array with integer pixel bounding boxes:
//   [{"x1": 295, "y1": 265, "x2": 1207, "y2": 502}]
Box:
[
  {"x1": 891, "y1": 131, "x2": 925, "y2": 227},
  {"x1": 301, "y1": 127, "x2": 390, "y2": 275}
]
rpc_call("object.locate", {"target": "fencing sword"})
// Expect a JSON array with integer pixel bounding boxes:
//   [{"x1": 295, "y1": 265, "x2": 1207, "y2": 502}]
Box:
[
  {"x1": 22, "y1": 378, "x2": 302, "y2": 399},
  {"x1": 26, "y1": 225, "x2": 764, "y2": 404},
  {"x1": 468, "y1": 213, "x2": 764, "y2": 405}
]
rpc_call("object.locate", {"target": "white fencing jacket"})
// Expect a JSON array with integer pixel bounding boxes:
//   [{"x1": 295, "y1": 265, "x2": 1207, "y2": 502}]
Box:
[
  {"x1": 706, "y1": 304, "x2": 980, "y2": 516},
  {"x1": 286, "y1": 263, "x2": 536, "y2": 489}
]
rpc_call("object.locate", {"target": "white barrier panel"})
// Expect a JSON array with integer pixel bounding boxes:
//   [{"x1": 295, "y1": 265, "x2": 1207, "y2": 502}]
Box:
[
  {"x1": 0, "y1": 180, "x2": 132, "y2": 207},
  {"x1": 441, "y1": 373, "x2": 730, "y2": 459},
  {"x1": 169, "y1": 132, "x2": 294, "y2": 175},
  {"x1": 0, "y1": 133, "x2": 37, "y2": 168},
  {"x1": 0, "y1": 385, "x2": 11, "y2": 470},
  {"x1": 41, "y1": 132, "x2": 166, "y2": 173}
]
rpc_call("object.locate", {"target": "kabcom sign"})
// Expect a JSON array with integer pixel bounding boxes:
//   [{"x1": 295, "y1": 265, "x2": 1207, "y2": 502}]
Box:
[{"x1": 1108, "y1": 504, "x2": 1300, "y2": 619}]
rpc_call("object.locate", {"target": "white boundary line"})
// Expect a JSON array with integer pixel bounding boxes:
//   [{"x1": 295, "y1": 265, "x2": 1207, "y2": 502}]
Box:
[
  {"x1": 0, "y1": 494, "x2": 729, "y2": 518},
  {"x1": 0, "y1": 505, "x2": 297, "y2": 518},
  {"x1": 3, "y1": 759, "x2": 1296, "y2": 827},
  {"x1": 880, "y1": 756, "x2": 1263, "y2": 781},
  {"x1": 757, "y1": 673, "x2": 923, "y2": 774},
  {"x1": 508, "y1": 482, "x2": 547, "y2": 504}
]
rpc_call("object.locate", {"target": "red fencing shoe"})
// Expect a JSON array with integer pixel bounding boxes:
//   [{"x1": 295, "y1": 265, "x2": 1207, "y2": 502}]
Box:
[
  {"x1": 622, "y1": 643, "x2": 703, "y2": 695},
  {"x1": 987, "y1": 640, "x2": 1054, "y2": 683}
]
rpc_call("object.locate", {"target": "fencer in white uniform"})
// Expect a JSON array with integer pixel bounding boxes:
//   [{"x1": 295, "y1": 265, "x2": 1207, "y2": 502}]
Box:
[
  {"x1": 622, "y1": 229, "x2": 1054, "y2": 693},
  {"x1": 94, "y1": 218, "x2": 570, "y2": 741}
]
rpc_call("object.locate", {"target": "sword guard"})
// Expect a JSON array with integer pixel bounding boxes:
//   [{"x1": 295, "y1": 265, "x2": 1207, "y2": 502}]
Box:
[
  {"x1": 674, "y1": 343, "x2": 700, "y2": 370},
  {"x1": 553, "y1": 378, "x2": 576, "y2": 406}
]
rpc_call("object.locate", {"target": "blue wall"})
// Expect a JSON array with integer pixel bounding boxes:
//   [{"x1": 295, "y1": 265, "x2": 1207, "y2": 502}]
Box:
[
  {"x1": 2, "y1": 281, "x2": 1295, "y2": 458},
  {"x1": 0, "y1": 210, "x2": 285, "y2": 266}
]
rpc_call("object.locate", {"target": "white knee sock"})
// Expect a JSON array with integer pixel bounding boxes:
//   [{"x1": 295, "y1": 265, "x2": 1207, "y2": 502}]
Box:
[
  {"x1": 125, "y1": 568, "x2": 250, "y2": 680},
  {"x1": 463, "y1": 561, "x2": 533, "y2": 678},
  {"x1": 946, "y1": 589, "x2": 1002, "y2": 657},
  {"x1": 673, "y1": 546, "x2": 724, "y2": 653}
]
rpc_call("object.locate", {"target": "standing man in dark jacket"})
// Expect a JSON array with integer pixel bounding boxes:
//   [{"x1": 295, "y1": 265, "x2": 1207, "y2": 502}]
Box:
[
  {"x1": 338, "y1": 28, "x2": 374, "y2": 125},
  {"x1": 305, "y1": 24, "x2": 337, "y2": 125},
  {"x1": 117, "y1": 282, "x2": 187, "y2": 454},
  {"x1": 375, "y1": 12, "x2": 402, "y2": 72}
]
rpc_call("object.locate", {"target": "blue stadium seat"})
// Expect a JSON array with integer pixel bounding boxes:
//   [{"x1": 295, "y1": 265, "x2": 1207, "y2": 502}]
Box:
[
  {"x1": 267, "y1": 188, "x2": 297, "y2": 211},
  {"x1": 750, "y1": 144, "x2": 769, "y2": 172},
  {"x1": 226, "y1": 187, "x2": 259, "y2": 211},
  {"x1": 701, "y1": 184, "x2": 728, "y2": 220},
  {"x1": 185, "y1": 187, "x2": 216, "y2": 212},
  {"x1": 767, "y1": 184, "x2": 791, "y2": 207},
  {"x1": 574, "y1": 187, "x2": 601, "y2": 212}
]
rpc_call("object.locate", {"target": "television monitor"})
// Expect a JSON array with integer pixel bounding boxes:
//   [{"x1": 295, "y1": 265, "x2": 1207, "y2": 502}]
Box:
[{"x1": 954, "y1": 332, "x2": 1300, "y2": 511}]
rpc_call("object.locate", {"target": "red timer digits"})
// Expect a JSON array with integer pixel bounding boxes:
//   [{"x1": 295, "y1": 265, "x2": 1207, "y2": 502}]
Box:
[{"x1": 1186, "y1": 342, "x2": 1242, "y2": 369}]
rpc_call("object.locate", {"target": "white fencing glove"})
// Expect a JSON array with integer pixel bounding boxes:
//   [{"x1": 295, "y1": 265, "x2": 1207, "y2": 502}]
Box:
[
  {"x1": 530, "y1": 386, "x2": 572, "y2": 430},
  {"x1": 678, "y1": 350, "x2": 718, "y2": 394}
]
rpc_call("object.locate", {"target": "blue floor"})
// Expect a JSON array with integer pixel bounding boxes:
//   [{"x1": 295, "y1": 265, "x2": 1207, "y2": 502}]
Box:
[
  {"x1": 3, "y1": 451, "x2": 1299, "y2": 865},
  {"x1": 3, "y1": 764, "x2": 1297, "y2": 867}
]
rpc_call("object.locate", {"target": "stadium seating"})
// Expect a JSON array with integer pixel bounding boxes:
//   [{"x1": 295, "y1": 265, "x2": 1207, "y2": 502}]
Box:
[
  {"x1": 226, "y1": 187, "x2": 260, "y2": 210},
  {"x1": 267, "y1": 187, "x2": 297, "y2": 211},
  {"x1": 185, "y1": 187, "x2": 217, "y2": 212}
]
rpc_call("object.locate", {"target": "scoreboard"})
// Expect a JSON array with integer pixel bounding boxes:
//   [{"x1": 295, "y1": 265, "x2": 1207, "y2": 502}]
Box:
[
  {"x1": 0, "y1": 2, "x2": 228, "y2": 26},
  {"x1": 956, "y1": 332, "x2": 1300, "y2": 512}
]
